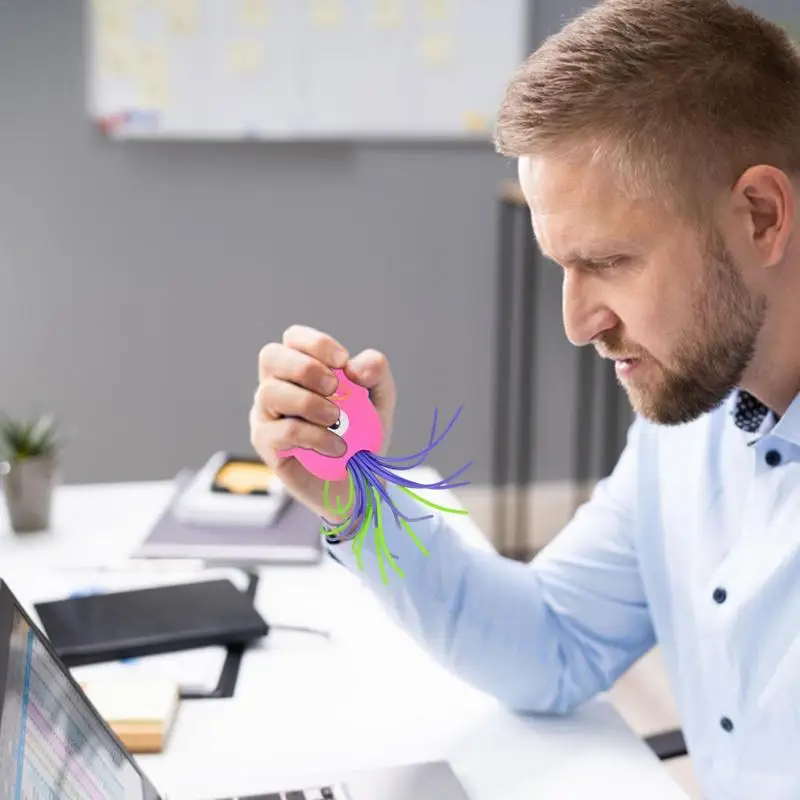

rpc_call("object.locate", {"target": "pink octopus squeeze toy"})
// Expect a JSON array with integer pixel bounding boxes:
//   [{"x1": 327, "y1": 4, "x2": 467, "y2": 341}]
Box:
[{"x1": 278, "y1": 368, "x2": 472, "y2": 584}]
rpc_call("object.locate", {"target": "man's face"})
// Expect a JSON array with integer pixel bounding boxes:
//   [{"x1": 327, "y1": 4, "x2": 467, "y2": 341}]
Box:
[{"x1": 518, "y1": 152, "x2": 768, "y2": 425}]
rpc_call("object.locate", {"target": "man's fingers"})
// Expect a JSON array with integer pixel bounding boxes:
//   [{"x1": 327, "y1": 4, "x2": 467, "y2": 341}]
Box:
[
  {"x1": 255, "y1": 376, "x2": 340, "y2": 428},
  {"x1": 259, "y1": 344, "x2": 341, "y2": 397},
  {"x1": 346, "y1": 349, "x2": 388, "y2": 385},
  {"x1": 251, "y1": 415, "x2": 347, "y2": 463},
  {"x1": 281, "y1": 325, "x2": 349, "y2": 370},
  {"x1": 344, "y1": 349, "x2": 395, "y2": 409}
]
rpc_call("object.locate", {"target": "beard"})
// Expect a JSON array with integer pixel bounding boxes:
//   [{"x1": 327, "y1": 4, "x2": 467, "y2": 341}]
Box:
[{"x1": 596, "y1": 231, "x2": 768, "y2": 426}]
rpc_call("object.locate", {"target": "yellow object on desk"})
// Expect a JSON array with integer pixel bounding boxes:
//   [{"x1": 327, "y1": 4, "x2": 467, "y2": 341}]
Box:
[{"x1": 80, "y1": 677, "x2": 180, "y2": 754}]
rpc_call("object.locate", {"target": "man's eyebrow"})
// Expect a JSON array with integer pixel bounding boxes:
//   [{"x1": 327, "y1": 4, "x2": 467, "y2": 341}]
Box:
[{"x1": 545, "y1": 245, "x2": 633, "y2": 266}]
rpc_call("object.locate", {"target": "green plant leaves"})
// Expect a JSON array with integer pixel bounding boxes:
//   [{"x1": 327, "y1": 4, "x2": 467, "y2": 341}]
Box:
[{"x1": 0, "y1": 412, "x2": 60, "y2": 460}]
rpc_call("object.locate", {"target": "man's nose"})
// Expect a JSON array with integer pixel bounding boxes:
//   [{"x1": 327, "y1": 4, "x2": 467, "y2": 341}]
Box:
[{"x1": 561, "y1": 271, "x2": 618, "y2": 347}]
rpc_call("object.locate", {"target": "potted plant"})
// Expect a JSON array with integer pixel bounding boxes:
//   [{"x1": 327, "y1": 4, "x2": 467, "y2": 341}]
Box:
[{"x1": 0, "y1": 412, "x2": 62, "y2": 532}]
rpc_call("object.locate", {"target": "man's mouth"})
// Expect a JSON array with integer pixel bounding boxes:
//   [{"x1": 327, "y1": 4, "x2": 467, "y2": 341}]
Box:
[{"x1": 614, "y1": 357, "x2": 643, "y2": 376}]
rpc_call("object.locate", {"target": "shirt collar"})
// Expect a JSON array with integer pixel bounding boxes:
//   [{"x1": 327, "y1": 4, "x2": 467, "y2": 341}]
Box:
[
  {"x1": 772, "y1": 391, "x2": 800, "y2": 448},
  {"x1": 729, "y1": 387, "x2": 800, "y2": 447},
  {"x1": 730, "y1": 388, "x2": 771, "y2": 434}
]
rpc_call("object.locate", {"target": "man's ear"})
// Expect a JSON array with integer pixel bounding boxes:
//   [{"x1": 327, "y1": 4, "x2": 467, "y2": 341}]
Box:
[{"x1": 732, "y1": 164, "x2": 795, "y2": 268}]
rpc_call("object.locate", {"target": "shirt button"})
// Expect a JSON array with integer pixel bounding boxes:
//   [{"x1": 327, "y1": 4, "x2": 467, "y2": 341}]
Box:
[
  {"x1": 720, "y1": 716, "x2": 734, "y2": 732},
  {"x1": 765, "y1": 449, "x2": 782, "y2": 467},
  {"x1": 713, "y1": 587, "x2": 727, "y2": 604}
]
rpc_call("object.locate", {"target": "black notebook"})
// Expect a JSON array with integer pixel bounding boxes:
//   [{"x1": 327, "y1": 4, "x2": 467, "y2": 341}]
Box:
[{"x1": 34, "y1": 578, "x2": 269, "y2": 668}]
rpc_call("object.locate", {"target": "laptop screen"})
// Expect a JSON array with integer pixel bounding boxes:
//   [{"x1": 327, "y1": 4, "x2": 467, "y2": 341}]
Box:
[{"x1": 0, "y1": 601, "x2": 161, "y2": 800}]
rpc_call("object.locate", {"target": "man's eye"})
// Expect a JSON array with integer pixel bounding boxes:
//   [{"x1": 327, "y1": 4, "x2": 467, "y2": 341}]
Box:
[{"x1": 594, "y1": 256, "x2": 627, "y2": 270}]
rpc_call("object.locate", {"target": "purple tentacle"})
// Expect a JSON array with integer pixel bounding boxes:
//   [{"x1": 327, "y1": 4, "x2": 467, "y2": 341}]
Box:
[
  {"x1": 360, "y1": 450, "x2": 473, "y2": 491},
  {"x1": 322, "y1": 460, "x2": 369, "y2": 542},
  {"x1": 321, "y1": 398, "x2": 470, "y2": 545},
  {"x1": 346, "y1": 456, "x2": 389, "y2": 527},
  {"x1": 369, "y1": 470, "x2": 434, "y2": 527},
  {"x1": 375, "y1": 406, "x2": 441, "y2": 467},
  {"x1": 364, "y1": 457, "x2": 472, "y2": 493},
  {"x1": 378, "y1": 406, "x2": 465, "y2": 466},
  {"x1": 371, "y1": 452, "x2": 472, "y2": 488},
  {"x1": 350, "y1": 453, "x2": 433, "y2": 525},
  {"x1": 368, "y1": 467, "x2": 434, "y2": 526}
]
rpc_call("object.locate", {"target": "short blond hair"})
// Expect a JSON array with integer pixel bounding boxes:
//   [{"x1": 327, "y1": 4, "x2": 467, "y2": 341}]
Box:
[{"x1": 494, "y1": 0, "x2": 800, "y2": 221}]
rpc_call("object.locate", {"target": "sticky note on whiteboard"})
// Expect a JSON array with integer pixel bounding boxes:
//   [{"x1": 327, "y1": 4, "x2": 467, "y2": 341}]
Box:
[
  {"x1": 229, "y1": 39, "x2": 265, "y2": 73},
  {"x1": 421, "y1": 34, "x2": 453, "y2": 65},
  {"x1": 463, "y1": 111, "x2": 489, "y2": 133},
  {"x1": 241, "y1": 0, "x2": 270, "y2": 27},
  {"x1": 100, "y1": 36, "x2": 135, "y2": 76},
  {"x1": 423, "y1": 0, "x2": 449, "y2": 21},
  {"x1": 136, "y1": 42, "x2": 168, "y2": 77},
  {"x1": 138, "y1": 74, "x2": 171, "y2": 110},
  {"x1": 311, "y1": 0, "x2": 343, "y2": 27},
  {"x1": 371, "y1": 0, "x2": 403, "y2": 29},
  {"x1": 95, "y1": 4, "x2": 129, "y2": 41},
  {"x1": 93, "y1": 0, "x2": 134, "y2": 15},
  {"x1": 165, "y1": 0, "x2": 198, "y2": 34}
]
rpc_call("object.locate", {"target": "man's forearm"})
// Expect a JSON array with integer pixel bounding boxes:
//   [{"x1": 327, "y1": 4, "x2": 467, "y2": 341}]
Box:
[{"x1": 323, "y1": 483, "x2": 588, "y2": 715}]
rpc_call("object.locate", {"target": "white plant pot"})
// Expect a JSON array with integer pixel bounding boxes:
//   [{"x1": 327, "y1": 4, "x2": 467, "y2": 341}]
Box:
[{"x1": 1, "y1": 454, "x2": 59, "y2": 533}]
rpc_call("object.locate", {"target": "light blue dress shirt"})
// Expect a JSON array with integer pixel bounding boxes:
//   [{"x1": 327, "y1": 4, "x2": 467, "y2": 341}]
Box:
[{"x1": 324, "y1": 387, "x2": 800, "y2": 800}]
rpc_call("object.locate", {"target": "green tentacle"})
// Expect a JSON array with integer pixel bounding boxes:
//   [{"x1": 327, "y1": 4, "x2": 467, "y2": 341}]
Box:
[
  {"x1": 334, "y1": 471, "x2": 355, "y2": 514},
  {"x1": 398, "y1": 514, "x2": 430, "y2": 557},
  {"x1": 353, "y1": 474, "x2": 375, "y2": 571},
  {"x1": 373, "y1": 487, "x2": 404, "y2": 584},
  {"x1": 397, "y1": 484, "x2": 469, "y2": 516},
  {"x1": 321, "y1": 463, "x2": 470, "y2": 582}
]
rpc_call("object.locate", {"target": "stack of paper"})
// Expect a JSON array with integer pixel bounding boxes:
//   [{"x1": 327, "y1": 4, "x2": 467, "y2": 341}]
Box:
[
  {"x1": 70, "y1": 645, "x2": 228, "y2": 696},
  {"x1": 80, "y1": 677, "x2": 180, "y2": 753}
]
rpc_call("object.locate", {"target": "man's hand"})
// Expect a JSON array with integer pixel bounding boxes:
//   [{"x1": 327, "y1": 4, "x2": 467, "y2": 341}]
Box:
[{"x1": 249, "y1": 324, "x2": 397, "y2": 522}]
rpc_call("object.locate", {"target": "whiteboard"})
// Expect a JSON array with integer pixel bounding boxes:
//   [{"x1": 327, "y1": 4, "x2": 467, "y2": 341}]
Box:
[{"x1": 86, "y1": 0, "x2": 530, "y2": 140}]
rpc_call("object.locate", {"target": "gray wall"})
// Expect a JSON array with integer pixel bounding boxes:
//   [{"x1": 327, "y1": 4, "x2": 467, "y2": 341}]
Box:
[{"x1": 0, "y1": 0, "x2": 623, "y2": 488}]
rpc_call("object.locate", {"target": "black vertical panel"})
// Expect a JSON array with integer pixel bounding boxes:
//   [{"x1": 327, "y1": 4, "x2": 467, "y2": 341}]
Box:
[
  {"x1": 491, "y1": 199, "x2": 516, "y2": 553},
  {"x1": 514, "y1": 204, "x2": 539, "y2": 559},
  {"x1": 573, "y1": 345, "x2": 596, "y2": 502},
  {"x1": 600, "y1": 359, "x2": 624, "y2": 478}
]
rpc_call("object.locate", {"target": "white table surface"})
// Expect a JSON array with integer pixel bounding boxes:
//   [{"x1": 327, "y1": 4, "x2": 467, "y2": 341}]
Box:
[{"x1": 0, "y1": 467, "x2": 689, "y2": 800}]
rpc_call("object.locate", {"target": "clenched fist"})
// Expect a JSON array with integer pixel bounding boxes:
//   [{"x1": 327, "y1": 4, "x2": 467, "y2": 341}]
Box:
[{"x1": 249, "y1": 325, "x2": 397, "y2": 523}]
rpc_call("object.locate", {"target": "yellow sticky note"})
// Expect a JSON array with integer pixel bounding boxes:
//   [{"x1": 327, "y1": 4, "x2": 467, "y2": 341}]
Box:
[
  {"x1": 100, "y1": 36, "x2": 135, "y2": 76},
  {"x1": 165, "y1": 0, "x2": 198, "y2": 34},
  {"x1": 311, "y1": 0, "x2": 342, "y2": 27},
  {"x1": 463, "y1": 110, "x2": 488, "y2": 133},
  {"x1": 229, "y1": 39, "x2": 264, "y2": 73},
  {"x1": 136, "y1": 42, "x2": 168, "y2": 76},
  {"x1": 139, "y1": 74, "x2": 171, "y2": 109},
  {"x1": 371, "y1": 0, "x2": 402, "y2": 29},
  {"x1": 95, "y1": 4, "x2": 129, "y2": 41},
  {"x1": 420, "y1": 34, "x2": 453, "y2": 65},
  {"x1": 93, "y1": 0, "x2": 135, "y2": 14},
  {"x1": 423, "y1": 0, "x2": 449, "y2": 21},
  {"x1": 241, "y1": 0, "x2": 270, "y2": 27}
]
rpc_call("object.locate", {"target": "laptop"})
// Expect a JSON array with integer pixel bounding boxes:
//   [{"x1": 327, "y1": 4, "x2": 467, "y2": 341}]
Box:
[{"x1": 0, "y1": 579, "x2": 471, "y2": 800}]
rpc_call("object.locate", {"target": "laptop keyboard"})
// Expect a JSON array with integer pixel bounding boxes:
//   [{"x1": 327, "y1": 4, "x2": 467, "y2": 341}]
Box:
[{"x1": 220, "y1": 785, "x2": 348, "y2": 799}]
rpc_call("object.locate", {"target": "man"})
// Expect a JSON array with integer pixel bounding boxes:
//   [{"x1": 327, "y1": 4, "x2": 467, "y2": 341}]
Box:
[{"x1": 249, "y1": 1, "x2": 800, "y2": 797}]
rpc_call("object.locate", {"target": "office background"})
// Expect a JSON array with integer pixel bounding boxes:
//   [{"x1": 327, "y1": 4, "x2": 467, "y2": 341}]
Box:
[
  {"x1": 0, "y1": 0, "x2": 597, "y2": 478},
  {"x1": 1, "y1": 0, "x2": 791, "y2": 546},
  {"x1": 3, "y1": 4, "x2": 796, "y2": 797}
]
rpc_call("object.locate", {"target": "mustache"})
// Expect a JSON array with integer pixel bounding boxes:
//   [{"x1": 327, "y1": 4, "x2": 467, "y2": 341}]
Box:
[{"x1": 593, "y1": 333, "x2": 646, "y2": 361}]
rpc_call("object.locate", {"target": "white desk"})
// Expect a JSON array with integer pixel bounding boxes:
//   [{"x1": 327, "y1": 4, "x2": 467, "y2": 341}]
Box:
[{"x1": 0, "y1": 468, "x2": 689, "y2": 800}]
